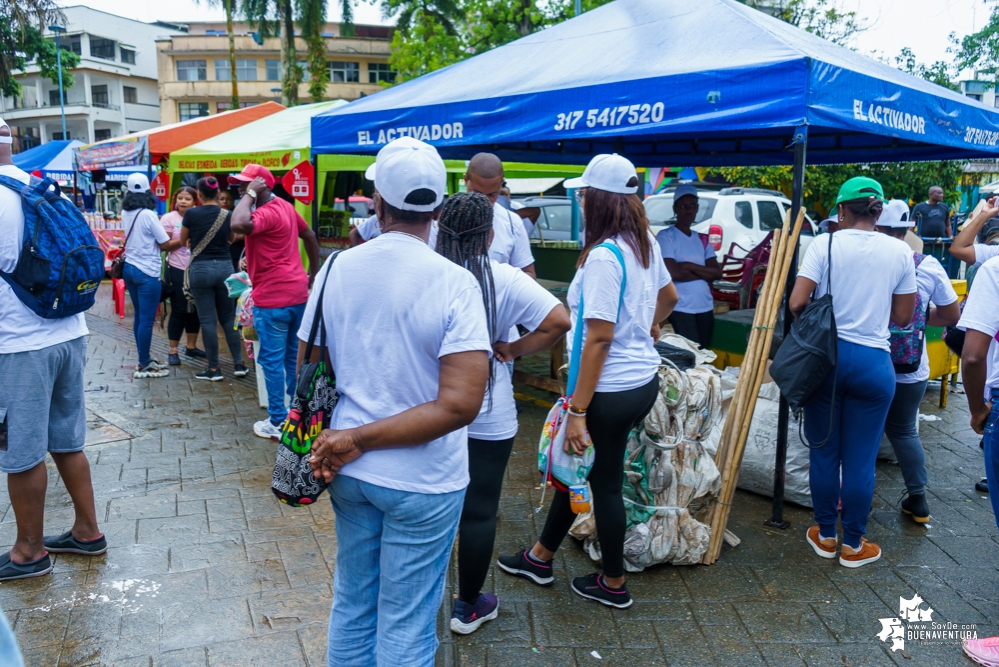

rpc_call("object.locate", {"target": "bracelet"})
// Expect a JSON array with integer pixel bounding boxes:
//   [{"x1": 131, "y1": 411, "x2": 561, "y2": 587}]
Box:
[
  {"x1": 567, "y1": 404, "x2": 588, "y2": 416},
  {"x1": 568, "y1": 410, "x2": 587, "y2": 419}
]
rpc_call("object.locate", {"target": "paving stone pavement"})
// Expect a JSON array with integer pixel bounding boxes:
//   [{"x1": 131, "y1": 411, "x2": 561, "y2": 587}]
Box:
[{"x1": 0, "y1": 288, "x2": 997, "y2": 666}]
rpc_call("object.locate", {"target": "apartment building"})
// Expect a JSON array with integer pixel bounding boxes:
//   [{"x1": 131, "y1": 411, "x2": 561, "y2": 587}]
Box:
[
  {"x1": 0, "y1": 6, "x2": 183, "y2": 152},
  {"x1": 156, "y1": 22, "x2": 393, "y2": 125}
]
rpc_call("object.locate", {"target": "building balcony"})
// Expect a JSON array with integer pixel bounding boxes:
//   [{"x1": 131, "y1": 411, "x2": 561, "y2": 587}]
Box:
[
  {"x1": 0, "y1": 99, "x2": 122, "y2": 120},
  {"x1": 158, "y1": 33, "x2": 391, "y2": 58},
  {"x1": 159, "y1": 79, "x2": 385, "y2": 102}
]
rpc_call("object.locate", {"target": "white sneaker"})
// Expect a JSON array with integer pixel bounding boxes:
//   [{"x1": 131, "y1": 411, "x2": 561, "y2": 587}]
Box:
[
  {"x1": 134, "y1": 364, "x2": 169, "y2": 379},
  {"x1": 253, "y1": 419, "x2": 282, "y2": 441}
]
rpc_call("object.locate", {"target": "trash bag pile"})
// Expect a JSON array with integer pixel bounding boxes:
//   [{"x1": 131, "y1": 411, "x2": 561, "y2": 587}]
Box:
[{"x1": 569, "y1": 336, "x2": 723, "y2": 570}]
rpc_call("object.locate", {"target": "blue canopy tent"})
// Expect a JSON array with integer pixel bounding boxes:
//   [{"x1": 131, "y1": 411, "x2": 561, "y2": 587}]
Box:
[
  {"x1": 13, "y1": 140, "x2": 144, "y2": 183},
  {"x1": 311, "y1": 0, "x2": 999, "y2": 527}
]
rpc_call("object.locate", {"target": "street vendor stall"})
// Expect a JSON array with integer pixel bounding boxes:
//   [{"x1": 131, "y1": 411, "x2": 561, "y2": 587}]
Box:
[{"x1": 310, "y1": 0, "x2": 999, "y2": 536}]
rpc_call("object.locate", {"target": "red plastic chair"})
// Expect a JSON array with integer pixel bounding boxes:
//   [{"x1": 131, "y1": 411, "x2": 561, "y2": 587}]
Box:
[{"x1": 711, "y1": 232, "x2": 774, "y2": 310}]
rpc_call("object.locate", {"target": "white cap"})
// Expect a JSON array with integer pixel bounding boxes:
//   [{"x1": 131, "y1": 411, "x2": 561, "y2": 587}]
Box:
[
  {"x1": 672, "y1": 183, "x2": 699, "y2": 202},
  {"x1": 0, "y1": 117, "x2": 11, "y2": 145},
  {"x1": 364, "y1": 162, "x2": 376, "y2": 181},
  {"x1": 879, "y1": 199, "x2": 911, "y2": 228},
  {"x1": 126, "y1": 173, "x2": 151, "y2": 193},
  {"x1": 373, "y1": 137, "x2": 446, "y2": 212},
  {"x1": 564, "y1": 154, "x2": 638, "y2": 194}
]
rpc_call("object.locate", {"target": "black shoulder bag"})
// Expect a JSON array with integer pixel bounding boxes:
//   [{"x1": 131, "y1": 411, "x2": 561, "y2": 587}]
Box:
[
  {"x1": 271, "y1": 251, "x2": 343, "y2": 506},
  {"x1": 769, "y1": 231, "x2": 838, "y2": 446}
]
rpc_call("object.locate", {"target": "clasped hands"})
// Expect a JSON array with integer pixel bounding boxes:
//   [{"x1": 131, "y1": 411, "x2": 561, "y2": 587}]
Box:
[{"x1": 309, "y1": 428, "x2": 363, "y2": 482}]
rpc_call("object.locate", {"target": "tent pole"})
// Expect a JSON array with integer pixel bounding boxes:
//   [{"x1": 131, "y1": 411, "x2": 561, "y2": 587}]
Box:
[
  {"x1": 569, "y1": 188, "x2": 580, "y2": 243},
  {"x1": 765, "y1": 126, "x2": 807, "y2": 531},
  {"x1": 311, "y1": 154, "x2": 319, "y2": 237}
]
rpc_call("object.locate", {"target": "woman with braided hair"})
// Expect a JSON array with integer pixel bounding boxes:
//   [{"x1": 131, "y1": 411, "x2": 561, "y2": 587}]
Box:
[{"x1": 436, "y1": 192, "x2": 571, "y2": 635}]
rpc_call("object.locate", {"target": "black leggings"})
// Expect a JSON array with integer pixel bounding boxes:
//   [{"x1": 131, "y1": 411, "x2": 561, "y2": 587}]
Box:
[
  {"x1": 668, "y1": 310, "x2": 714, "y2": 349},
  {"x1": 457, "y1": 436, "x2": 515, "y2": 604},
  {"x1": 538, "y1": 375, "x2": 659, "y2": 578},
  {"x1": 166, "y1": 265, "x2": 201, "y2": 342}
]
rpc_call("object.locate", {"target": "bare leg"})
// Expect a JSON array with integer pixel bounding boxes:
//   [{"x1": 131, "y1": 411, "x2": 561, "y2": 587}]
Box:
[
  {"x1": 186, "y1": 332, "x2": 199, "y2": 350},
  {"x1": 532, "y1": 542, "x2": 556, "y2": 561},
  {"x1": 50, "y1": 452, "x2": 101, "y2": 542},
  {"x1": 8, "y1": 462, "x2": 48, "y2": 563}
]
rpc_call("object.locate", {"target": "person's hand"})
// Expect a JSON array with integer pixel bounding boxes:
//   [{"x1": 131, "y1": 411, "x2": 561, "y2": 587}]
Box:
[
  {"x1": 247, "y1": 177, "x2": 268, "y2": 197},
  {"x1": 309, "y1": 428, "x2": 363, "y2": 482},
  {"x1": 493, "y1": 341, "x2": 515, "y2": 363},
  {"x1": 650, "y1": 323, "x2": 661, "y2": 342},
  {"x1": 563, "y1": 414, "x2": 589, "y2": 456},
  {"x1": 971, "y1": 402, "x2": 993, "y2": 435},
  {"x1": 239, "y1": 256, "x2": 247, "y2": 271},
  {"x1": 984, "y1": 197, "x2": 999, "y2": 219}
]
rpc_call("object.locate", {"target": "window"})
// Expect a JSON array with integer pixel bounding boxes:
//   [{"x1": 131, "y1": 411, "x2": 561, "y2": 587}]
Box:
[
  {"x1": 541, "y1": 204, "x2": 572, "y2": 232},
  {"x1": 757, "y1": 201, "x2": 784, "y2": 231},
  {"x1": 217, "y1": 101, "x2": 258, "y2": 113},
  {"x1": 62, "y1": 36, "x2": 82, "y2": 55},
  {"x1": 179, "y1": 102, "x2": 210, "y2": 121},
  {"x1": 49, "y1": 89, "x2": 67, "y2": 106},
  {"x1": 94, "y1": 129, "x2": 112, "y2": 141},
  {"x1": 734, "y1": 201, "x2": 753, "y2": 228},
  {"x1": 236, "y1": 60, "x2": 257, "y2": 81},
  {"x1": 177, "y1": 60, "x2": 207, "y2": 81},
  {"x1": 967, "y1": 93, "x2": 983, "y2": 102},
  {"x1": 643, "y1": 195, "x2": 717, "y2": 226},
  {"x1": 265, "y1": 59, "x2": 280, "y2": 80},
  {"x1": 329, "y1": 61, "x2": 359, "y2": 83},
  {"x1": 215, "y1": 59, "x2": 231, "y2": 81},
  {"x1": 90, "y1": 37, "x2": 116, "y2": 60},
  {"x1": 52, "y1": 131, "x2": 71, "y2": 140},
  {"x1": 368, "y1": 62, "x2": 396, "y2": 84},
  {"x1": 298, "y1": 60, "x2": 309, "y2": 82},
  {"x1": 91, "y1": 84, "x2": 109, "y2": 107},
  {"x1": 120, "y1": 47, "x2": 136, "y2": 64},
  {"x1": 123, "y1": 86, "x2": 138, "y2": 104}
]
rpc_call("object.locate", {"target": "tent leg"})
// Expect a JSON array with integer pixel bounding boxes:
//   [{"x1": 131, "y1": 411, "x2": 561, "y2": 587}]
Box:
[
  {"x1": 765, "y1": 129, "x2": 807, "y2": 531},
  {"x1": 311, "y1": 155, "x2": 319, "y2": 237}
]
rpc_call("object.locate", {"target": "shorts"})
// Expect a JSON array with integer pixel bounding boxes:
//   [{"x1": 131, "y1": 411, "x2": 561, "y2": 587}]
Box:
[{"x1": 0, "y1": 336, "x2": 87, "y2": 473}]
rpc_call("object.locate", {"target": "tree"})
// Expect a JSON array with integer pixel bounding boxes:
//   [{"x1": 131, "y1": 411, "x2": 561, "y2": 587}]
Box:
[
  {"x1": 298, "y1": 0, "x2": 330, "y2": 101},
  {"x1": 955, "y1": 1, "x2": 999, "y2": 75},
  {"x1": 383, "y1": 0, "x2": 464, "y2": 82},
  {"x1": 0, "y1": 0, "x2": 79, "y2": 100},
  {"x1": 895, "y1": 47, "x2": 958, "y2": 91},
  {"x1": 198, "y1": 0, "x2": 241, "y2": 109},
  {"x1": 738, "y1": 0, "x2": 863, "y2": 46}
]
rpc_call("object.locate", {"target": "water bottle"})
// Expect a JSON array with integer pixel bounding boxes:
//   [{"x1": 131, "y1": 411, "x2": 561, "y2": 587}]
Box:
[{"x1": 569, "y1": 484, "x2": 590, "y2": 514}]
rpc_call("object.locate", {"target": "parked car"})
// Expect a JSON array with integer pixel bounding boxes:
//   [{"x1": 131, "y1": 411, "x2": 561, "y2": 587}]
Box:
[
  {"x1": 643, "y1": 187, "x2": 817, "y2": 261},
  {"x1": 521, "y1": 196, "x2": 575, "y2": 241},
  {"x1": 334, "y1": 196, "x2": 373, "y2": 226}
]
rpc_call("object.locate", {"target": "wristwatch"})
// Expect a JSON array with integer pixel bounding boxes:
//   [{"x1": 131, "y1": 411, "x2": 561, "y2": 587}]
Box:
[{"x1": 246, "y1": 189, "x2": 257, "y2": 199}]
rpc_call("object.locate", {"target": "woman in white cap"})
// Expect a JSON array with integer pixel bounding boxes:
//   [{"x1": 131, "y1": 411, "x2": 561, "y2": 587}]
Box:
[
  {"x1": 876, "y1": 199, "x2": 960, "y2": 523},
  {"x1": 121, "y1": 173, "x2": 176, "y2": 378},
  {"x1": 499, "y1": 154, "x2": 678, "y2": 608}
]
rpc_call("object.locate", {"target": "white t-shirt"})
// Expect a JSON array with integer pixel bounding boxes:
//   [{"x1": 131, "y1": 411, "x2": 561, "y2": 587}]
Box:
[
  {"x1": 355, "y1": 215, "x2": 439, "y2": 248},
  {"x1": 297, "y1": 233, "x2": 491, "y2": 494},
  {"x1": 798, "y1": 229, "x2": 917, "y2": 352},
  {"x1": 896, "y1": 254, "x2": 958, "y2": 384},
  {"x1": 490, "y1": 203, "x2": 534, "y2": 269},
  {"x1": 958, "y1": 256, "x2": 999, "y2": 401},
  {"x1": 123, "y1": 208, "x2": 168, "y2": 278},
  {"x1": 973, "y1": 243, "x2": 999, "y2": 267},
  {"x1": 567, "y1": 234, "x2": 672, "y2": 393},
  {"x1": 656, "y1": 226, "x2": 715, "y2": 314},
  {"x1": 0, "y1": 165, "x2": 88, "y2": 354},
  {"x1": 469, "y1": 261, "x2": 561, "y2": 440}
]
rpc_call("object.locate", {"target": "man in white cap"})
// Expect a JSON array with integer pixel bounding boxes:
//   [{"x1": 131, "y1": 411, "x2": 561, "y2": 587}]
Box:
[
  {"x1": 348, "y1": 162, "x2": 440, "y2": 248},
  {"x1": 300, "y1": 136, "x2": 490, "y2": 665},
  {"x1": 655, "y1": 183, "x2": 721, "y2": 348},
  {"x1": 0, "y1": 117, "x2": 107, "y2": 581},
  {"x1": 876, "y1": 199, "x2": 960, "y2": 524}
]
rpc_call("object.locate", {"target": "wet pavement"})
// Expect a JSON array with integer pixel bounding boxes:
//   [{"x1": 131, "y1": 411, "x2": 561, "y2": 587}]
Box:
[{"x1": 1, "y1": 286, "x2": 997, "y2": 666}]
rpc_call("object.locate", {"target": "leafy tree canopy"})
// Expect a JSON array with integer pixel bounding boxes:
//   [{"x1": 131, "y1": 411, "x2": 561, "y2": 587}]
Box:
[{"x1": 0, "y1": 1, "x2": 80, "y2": 99}]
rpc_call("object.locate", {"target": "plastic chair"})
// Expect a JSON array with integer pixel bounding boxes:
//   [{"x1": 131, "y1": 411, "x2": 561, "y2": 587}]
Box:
[{"x1": 711, "y1": 232, "x2": 773, "y2": 310}]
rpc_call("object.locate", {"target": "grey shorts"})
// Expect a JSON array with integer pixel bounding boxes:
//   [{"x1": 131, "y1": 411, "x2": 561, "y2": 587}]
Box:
[{"x1": 0, "y1": 336, "x2": 87, "y2": 473}]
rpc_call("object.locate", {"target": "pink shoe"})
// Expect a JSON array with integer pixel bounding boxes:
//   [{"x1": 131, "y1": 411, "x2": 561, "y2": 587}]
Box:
[{"x1": 964, "y1": 636, "x2": 999, "y2": 667}]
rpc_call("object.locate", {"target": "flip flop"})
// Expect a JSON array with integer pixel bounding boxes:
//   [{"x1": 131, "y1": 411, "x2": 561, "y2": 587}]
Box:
[
  {"x1": 0, "y1": 551, "x2": 52, "y2": 581},
  {"x1": 44, "y1": 531, "x2": 107, "y2": 555}
]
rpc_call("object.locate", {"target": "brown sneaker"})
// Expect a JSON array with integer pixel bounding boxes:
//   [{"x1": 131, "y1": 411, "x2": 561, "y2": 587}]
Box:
[
  {"x1": 839, "y1": 539, "x2": 881, "y2": 568},
  {"x1": 806, "y1": 526, "x2": 837, "y2": 559}
]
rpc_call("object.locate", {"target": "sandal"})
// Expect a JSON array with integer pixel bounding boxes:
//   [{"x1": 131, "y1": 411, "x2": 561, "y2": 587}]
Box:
[{"x1": 0, "y1": 551, "x2": 52, "y2": 581}]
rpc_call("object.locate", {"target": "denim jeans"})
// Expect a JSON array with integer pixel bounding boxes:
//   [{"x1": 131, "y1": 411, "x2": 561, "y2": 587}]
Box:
[
  {"x1": 188, "y1": 259, "x2": 243, "y2": 370},
  {"x1": 123, "y1": 262, "x2": 161, "y2": 367},
  {"x1": 327, "y1": 475, "x2": 465, "y2": 667},
  {"x1": 254, "y1": 303, "x2": 305, "y2": 425},
  {"x1": 983, "y1": 393, "x2": 999, "y2": 532},
  {"x1": 884, "y1": 380, "x2": 929, "y2": 496},
  {"x1": 0, "y1": 606, "x2": 24, "y2": 667},
  {"x1": 805, "y1": 340, "x2": 896, "y2": 549}
]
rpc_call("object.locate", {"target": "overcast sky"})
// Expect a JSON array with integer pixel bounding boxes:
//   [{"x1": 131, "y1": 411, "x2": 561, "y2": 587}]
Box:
[{"x1": 64, "y1": 0, "x2": 987, "y2": 76}]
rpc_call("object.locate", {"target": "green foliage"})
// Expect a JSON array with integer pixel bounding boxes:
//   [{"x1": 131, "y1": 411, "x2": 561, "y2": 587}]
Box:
[
  {"x1": 738, "y1": 0, "x2": 863, "y2": 45},
  {"x1": 388, "y1": 19, "x2": 465, "y2": 82},
  {"x1": 894, "y1": 47, "x2": 957, "y2": 91},
  {"x1": 956, "y1": 1, "x2": 999, "y2": 75},
  {"x1": 297, "y1": 0, "x2": 330, "y2": 101},
  {"x1": 0, "y1": 1, "x2": 79, "y2": 99}
]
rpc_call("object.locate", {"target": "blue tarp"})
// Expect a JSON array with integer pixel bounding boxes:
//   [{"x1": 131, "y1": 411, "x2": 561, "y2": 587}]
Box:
[
  {"x1": 312, "y1": 0, "x2": 999, "y2": 165},
  {"x1": 13, "y1": 139, "x2": 143, "y2": 182}
]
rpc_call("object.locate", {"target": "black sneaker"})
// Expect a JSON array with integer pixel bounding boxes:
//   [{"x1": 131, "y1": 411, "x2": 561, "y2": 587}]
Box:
[
  {"x1": 977, "y1": 478, "x2": 990, "y2": 493},
  {"x1": 901, "y1": 493, "x2": 930, "y2": 523},
  {"x1": 570, "y1": 572, "x2": 633, "y2": 609},
  {"x1": 497, "y1": 549, "x2": 554, "y2": 586},
  {"x1": 233, "y1": 363, "x2": 249, "y2": 377},
  {"x1": 44, "y1": 530, "x2": 107, "y2": 555},
  {"x1": 450, "y1": 593, "x2": 499, "y2": 635},
  {"x1": 195, "y1": 368, "x2": 224, "y2": 382},
  {"x1": 185, "y1": 347, "x2": 207, "y2": 359}
]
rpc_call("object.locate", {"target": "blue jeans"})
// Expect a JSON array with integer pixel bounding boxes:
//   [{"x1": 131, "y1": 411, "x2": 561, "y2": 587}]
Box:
[
  {"x1": 884, "y1": 380, "x2": 929, "y2": 496},
  {"x1": 0, "y1": 606, "x2": 24, "y2": 667},
  {"x1": 327, "y1": 475, "x2": 465, "y2": 667},
  {"x1": 123, "y1": 263, "x2": 161, "y2": 367},
  {"x1": 983, "y1": 394, "x2": 999, "y2": 532},
  {"x1": 254, "y1": 303, "x2": 306, "y2": 425},
  {"x1": 805, "y1": 340, "x2": 896, "y2": 549}
]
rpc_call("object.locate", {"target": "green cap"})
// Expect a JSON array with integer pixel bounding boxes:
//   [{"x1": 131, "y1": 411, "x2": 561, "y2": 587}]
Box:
[{"x1": 835, "y1": 176, "x2": 884, "y2": 206}]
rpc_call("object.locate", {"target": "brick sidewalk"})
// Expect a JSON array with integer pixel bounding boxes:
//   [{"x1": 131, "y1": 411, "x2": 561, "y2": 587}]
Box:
[{"x1": 0, "y1": 289, "x2": 996, "y2": 666}]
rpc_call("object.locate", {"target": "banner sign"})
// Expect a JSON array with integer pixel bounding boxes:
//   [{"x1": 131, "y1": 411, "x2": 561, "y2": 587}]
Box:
[
  {"x1": 172, "y1": 150, "x2": 302, "y2": 173},
  {"x1": 282, "y1": 161, "x2": 314, "y2": 205},
  {"x1": 75, "y1": 136, "x2": 148, "y2": 171}
]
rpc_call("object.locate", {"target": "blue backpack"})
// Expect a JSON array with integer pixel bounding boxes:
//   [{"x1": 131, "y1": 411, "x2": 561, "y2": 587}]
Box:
[{"x1": 0, "y1": 175, "x2": 104, "y2": 318}]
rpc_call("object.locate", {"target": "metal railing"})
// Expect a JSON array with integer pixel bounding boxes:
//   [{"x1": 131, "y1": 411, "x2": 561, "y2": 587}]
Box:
[{"x1": 0, "y1": 99, "x2": 120, "y2": 113}]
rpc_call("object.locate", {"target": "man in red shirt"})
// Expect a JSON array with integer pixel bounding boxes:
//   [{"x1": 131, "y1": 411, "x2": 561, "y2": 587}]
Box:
[{"x1": 230, "y1": 164, "x2": 320, "y2": 440}]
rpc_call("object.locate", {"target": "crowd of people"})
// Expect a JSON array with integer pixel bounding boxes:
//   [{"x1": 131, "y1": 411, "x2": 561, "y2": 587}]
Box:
[{"x1": 0, "y1": 119, "x2": 997, "y2": 666}]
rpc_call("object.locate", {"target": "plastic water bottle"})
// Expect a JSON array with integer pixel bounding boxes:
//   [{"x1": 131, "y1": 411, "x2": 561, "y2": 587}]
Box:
[{"x1": 569, "y1": 484, "x2": 590, "y2": 514}]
